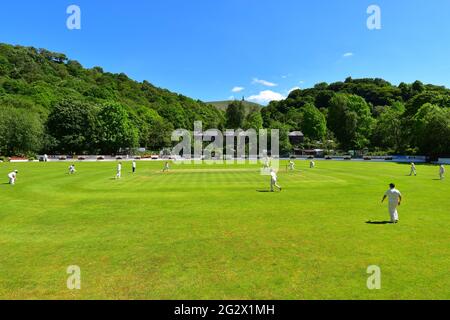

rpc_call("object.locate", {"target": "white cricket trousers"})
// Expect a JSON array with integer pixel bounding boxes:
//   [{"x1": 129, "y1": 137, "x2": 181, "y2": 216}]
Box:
[
  {"x1": 271, "y1": 179, "x2": 281, "y2": 191},
  {"x1": 388, "y1": 201, "x2": 399, "y2": 222}
]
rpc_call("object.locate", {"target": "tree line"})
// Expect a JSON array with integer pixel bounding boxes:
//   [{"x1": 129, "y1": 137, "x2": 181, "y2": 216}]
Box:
[
  {"x1": 259, "y1": 77, "x2": 450, "y2": 158},
  {"x1": 0, "y1": 43, "x2": 449, "y2": 158},
  {"x1": 0, "y1": 43, "x2": 224, "y2": 157}
]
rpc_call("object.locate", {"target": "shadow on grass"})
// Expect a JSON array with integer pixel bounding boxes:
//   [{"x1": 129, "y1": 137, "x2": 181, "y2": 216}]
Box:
[
  {"x1": 366, "y1": 221, "x2": 393, "y2": 225},
  {"x1": 256, "y1": 189, "x2": 272, "y2": 193}
]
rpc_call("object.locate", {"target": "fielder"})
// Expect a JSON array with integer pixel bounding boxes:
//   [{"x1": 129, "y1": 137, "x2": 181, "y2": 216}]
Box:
[
  {"x1": 132, "y1": 160, "x2": 137, "y2": 173},
  {"x1": 409, "y1": 162, "x2": 417, "y2": 176},
  {"x1": 68, "y1": 164, "x2": 76, "y2": 174},
  {"x1": 381, "y1": 183, "x2": 402, "y2": 224},
  {"x1": 7, "y1": 170, "x2": 18, "y2": 185},
  {"x1": 270, "y1": 168, "x2": 282, "y2": 192},
  {"x1": 263, "y1": 156, "x2": 270, "y2": 169},
  {"x1": 288, "y1": 160, "x2": 295, "y2": 171},
  {"x1": 440, "y1": 164, "x2": 445, "y2": 180},
  {"x1": 116, "y1": 162, "x2": 122, "y2": 179},
  {"x1": 162, "y1": 161, "x2": 170, "y2": 172},
  {"x1": 310, "y1": 160, "x2": 315, "y2": 168}
]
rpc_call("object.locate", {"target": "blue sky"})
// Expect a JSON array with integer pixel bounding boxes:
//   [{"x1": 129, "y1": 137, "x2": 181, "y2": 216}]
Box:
[{"x1": 1, "y1": 0, "x2": 450, "y2": 104}]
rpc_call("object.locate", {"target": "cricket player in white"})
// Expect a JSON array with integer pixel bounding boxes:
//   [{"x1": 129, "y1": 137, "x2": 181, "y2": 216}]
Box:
[
  {"x1": 8, "y1": 170, "x2": 18, "y2": 185},
  {"x1": 382, "y1": 183, "x2": 402, "y2": 224},
  {"x1": 263, "y1": 156, "x2": 270, "y2": 169},
  {"x1": 440, "y1": 165, "x2": 445, "y2": 180},
  {"x1": 132, "y1": 160, "x2": 137, "y2": 173},
  {"x1": 162, "y1": 161, "x2": 170, "y2": 172},
  {"x1": 288, "y1": 160, "x2": 295, "y2": 171},
  {"x1": 270, "y1": 168, "x2": 282, "y2": 192},
  {"x1": 69, "y1": 164, "x2": 76, "y2": 174},
  {"x1": 409, "y1": 162, "x2": 417, "y2": 176},
  {"x1": 116, "y1": 162, "x2": 122, "y2": 179},
  {"x1": 310, "y1": 160, "x2": 315, "y2": 168}
]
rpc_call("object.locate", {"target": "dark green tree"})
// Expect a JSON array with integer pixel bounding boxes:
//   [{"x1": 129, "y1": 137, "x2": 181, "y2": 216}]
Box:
[
  {"x1": 0, "y1": 106, "x2": 44, "y2": 156},
  {"x1": 96, "y1": 103, "x2": 139, "y2": 154},
  {"x1": 412, "y1": 103, "x2": 450, "y2": 157},
  {"x1": 244, "y1": 111, "x2": 263, "y2": 130},
  {"x1": 300, "y1": 103, "x2": 327, "y2": 141},
  {"x1": 148, "y1": 118, "x2": 175, "y2": 150},
  {"x1": 226, "y1": 101, "x2": 246, "y2": 129},
  {"x1": 372, "y1": 102, "x2": 405, "y2": 152},
  {"x1": 328, "y1": 94, "x2": 375, "y2": 149},
  {"x1": 46, "y1": 100, "x2": 97, "y2": 154}
]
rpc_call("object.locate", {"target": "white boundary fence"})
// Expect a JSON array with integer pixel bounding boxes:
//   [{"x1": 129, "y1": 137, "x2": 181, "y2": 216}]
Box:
[
  {"x1": 438, "y1": 158, "x2": 450, "y2": 164},
  {"x1": 391, "y1": 155, "x2": 427, "y2": 163},
  {"x1": 5, "y1": 154, "x2": 432, "y2": 163}
]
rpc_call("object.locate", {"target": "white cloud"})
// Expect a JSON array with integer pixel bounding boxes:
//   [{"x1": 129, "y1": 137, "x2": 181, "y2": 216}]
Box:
[
  {"x1": 252, "y1": 78, "x2": 278, "y2": 87},
  {"x1": 247, "y1": 90, "x2": 285, "y2": 105},
  {"x1": 299, "y1": 80, "x2": 305, "y2": 84},
  {"x1": 231, "y1": 86, "x2": 244, "y2": 93},
  {"x1": 288, "y1": 87, "x2": 301, "y2": 93},
  {"x1": 343, "y1": 52, "x2": 354, "y2": 58}
]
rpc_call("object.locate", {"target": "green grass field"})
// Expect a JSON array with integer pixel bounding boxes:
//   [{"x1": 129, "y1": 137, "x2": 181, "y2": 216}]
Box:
[{"x1": 0, "y1": 160, "x2": 448, "y2": 300}]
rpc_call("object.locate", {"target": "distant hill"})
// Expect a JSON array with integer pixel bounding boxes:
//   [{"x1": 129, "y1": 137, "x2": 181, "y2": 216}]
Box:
[
  {"x1": 0, "y1": 43, "x2": 227, "y2": 155},
  {"x1": 0, "y1": 43, "x2": 225, "y2": 131},
  {"x1": 208, "y1": 100, "x2": 264, "y2": 114}
]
